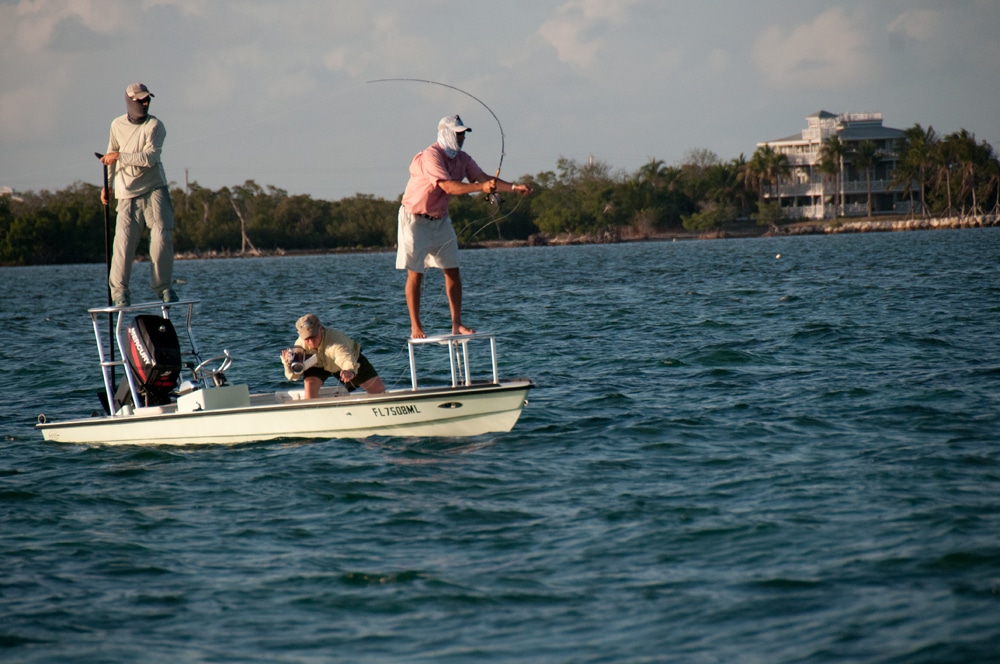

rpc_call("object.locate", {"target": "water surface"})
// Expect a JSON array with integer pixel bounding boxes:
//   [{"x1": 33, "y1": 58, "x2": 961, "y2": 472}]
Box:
[{"x1": 2, "y1": 229, "x2": 999, "y2": 662}]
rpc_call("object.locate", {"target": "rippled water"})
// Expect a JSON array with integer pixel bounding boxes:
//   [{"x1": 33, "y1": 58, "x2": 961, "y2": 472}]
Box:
[{"x1": 2, "y1": 229, "x2": 999, "y2": 663}]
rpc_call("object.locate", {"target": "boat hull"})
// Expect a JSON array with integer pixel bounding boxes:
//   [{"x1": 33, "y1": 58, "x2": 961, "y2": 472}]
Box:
[{"x1": 37, "y1": 381, "x2": 532, "y2": 446}]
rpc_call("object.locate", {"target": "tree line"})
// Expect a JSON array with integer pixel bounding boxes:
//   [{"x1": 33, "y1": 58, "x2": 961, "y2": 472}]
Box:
[{"x1": 2, "y1": 124, "x2": 997, "y2": 266}]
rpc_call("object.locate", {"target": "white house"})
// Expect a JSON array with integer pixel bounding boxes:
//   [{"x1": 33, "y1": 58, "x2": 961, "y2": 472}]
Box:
[{"x1": 757, "y1": 111, "x2": 917, "y2": 220}]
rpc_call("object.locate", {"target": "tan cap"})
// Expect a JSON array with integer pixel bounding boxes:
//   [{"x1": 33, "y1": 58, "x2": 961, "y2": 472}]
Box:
[
  {"x1": 126, "y1": 83, "x2": 154, "y2": 100},
  {"x1": 296, "y1": 313, "x2": 321, "y2": 338}
]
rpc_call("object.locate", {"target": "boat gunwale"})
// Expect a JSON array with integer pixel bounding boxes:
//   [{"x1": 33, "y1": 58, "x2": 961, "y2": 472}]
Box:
[{"x1": 36, "y1": 379, "x2": 534, "y2": 432}]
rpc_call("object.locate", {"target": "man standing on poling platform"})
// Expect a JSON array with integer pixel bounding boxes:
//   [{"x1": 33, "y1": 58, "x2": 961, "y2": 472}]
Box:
[
  {"x1": 397, "y1": 114, "x2": 532, "y2": 339},
  {"x1": 100, "y1": 82, "x2": 177, "y2": 307}
]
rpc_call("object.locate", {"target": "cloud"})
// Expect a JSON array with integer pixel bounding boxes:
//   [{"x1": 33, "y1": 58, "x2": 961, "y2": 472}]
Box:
[
  {"x1": 142, "y1": 0, "x2": 206, "y2": 18},
  {"x1": 706, "y1": 48, "x2": 729, "y2": 76},
  {"x1": 0, "y1": 78, "x2": 64, "y2": 142},
  {"x1": 886, "y1": 8, "x2": 946, "y2": 58},
  {"x1": 0, "y1": 1, "x2": 139, "y2": 140},
  {"x1": 537, "y1": 0, "x2": 639, "y2": 68},
  {"x1": 1, "y1": 1, "x2": 997, "y2": 199},
  {"x1": 323, "y1": 46, "x2": 350, "y2": 73},
  {"x1": 887, "y1": 8, "x2": 942, "y2": 42},
  {"x1": 752, "y1": 7, "x2": 873, "y2": 90},
  {"x1": 6, "y1": 0, "x2": 121, "y2": 53}
]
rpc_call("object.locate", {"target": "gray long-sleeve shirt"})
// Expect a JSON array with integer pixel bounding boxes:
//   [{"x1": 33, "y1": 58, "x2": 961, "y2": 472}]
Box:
[{"x1": 106, "y1": 114, "x2": 168, "y2": 199}]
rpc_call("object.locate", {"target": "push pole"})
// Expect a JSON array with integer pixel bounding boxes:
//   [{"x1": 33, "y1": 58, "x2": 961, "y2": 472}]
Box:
[{"x1": 95, "y1": 153, "x2": 115, "y2": 388}]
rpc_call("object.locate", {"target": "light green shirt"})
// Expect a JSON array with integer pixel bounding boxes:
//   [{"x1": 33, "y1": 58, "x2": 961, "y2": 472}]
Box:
[{"x1": 284, "y1": 327, "x2": 361, "y2": 381}]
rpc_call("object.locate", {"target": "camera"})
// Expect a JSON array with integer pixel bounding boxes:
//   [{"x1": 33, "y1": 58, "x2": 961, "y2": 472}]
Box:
[
  {"x1": 285, "y1": 346, "x2": 316, "y2": 374},
  {"x1": 288, "y1": 348, "x2": 305, "y2": 373}
]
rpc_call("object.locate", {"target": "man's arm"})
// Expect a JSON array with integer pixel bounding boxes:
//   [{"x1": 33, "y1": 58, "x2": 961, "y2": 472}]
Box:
[
  {"x1": 117, "y1": 120, "x2": 165, "y2": 169},
  {"x1": 439, "y1": 178, "x2": 533, "y2": 196},
  {"x1": 438, "y1": 179, "x2": 495, "y2": 196}
]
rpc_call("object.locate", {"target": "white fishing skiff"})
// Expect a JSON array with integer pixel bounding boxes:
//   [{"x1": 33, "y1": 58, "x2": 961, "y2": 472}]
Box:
[{"x1": 36, "y1": 300, "x2": 533, "y2": 445}]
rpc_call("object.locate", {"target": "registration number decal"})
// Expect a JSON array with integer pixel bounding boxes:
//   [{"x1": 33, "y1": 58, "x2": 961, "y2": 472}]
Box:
[{"x1": 372, "y1": 404, "x2": 421, "y2": 417}]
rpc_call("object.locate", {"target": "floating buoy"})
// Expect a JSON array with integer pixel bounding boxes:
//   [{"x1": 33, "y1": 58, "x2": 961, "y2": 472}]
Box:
[{"x1": 776, "y1": 253, "x2": 782, "y2": 259}]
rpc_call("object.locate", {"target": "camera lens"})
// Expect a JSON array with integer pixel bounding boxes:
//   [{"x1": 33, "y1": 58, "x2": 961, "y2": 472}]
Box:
[{"x1": 286, "y1": 347, "x2": 306, "y2": 373}]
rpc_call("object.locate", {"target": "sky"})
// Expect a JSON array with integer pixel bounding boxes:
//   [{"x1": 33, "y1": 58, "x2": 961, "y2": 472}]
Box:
[{"x1": 2, "y1": 0, "x2": 999, "y2": 202}]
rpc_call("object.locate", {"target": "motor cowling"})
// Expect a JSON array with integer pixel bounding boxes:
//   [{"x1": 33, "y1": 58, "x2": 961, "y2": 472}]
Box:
[{"x1": 121, "y1": 314, "x2": 181, "y2": 407}]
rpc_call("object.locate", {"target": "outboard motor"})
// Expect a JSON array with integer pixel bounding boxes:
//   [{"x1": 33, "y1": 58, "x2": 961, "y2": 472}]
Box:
[{"x1": 116, "y1": 314, "x2": 182, "y2": 408}]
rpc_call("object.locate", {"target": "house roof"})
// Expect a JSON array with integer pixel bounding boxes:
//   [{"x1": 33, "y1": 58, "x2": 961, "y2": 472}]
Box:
[
  {"x1": 761, "y1": 132, "x2": 809, "y2": 145},
  {"x1": 837, "y1": 125, "x2": 905, "y2": 141},
  {"x1": 759, "y1": 112, "x2": 906, "y2": 146}
]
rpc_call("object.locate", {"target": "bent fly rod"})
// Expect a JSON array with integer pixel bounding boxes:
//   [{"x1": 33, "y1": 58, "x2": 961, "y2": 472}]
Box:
[{"x1": 366, "y1": 77, "x2": 506, "y2": 206}]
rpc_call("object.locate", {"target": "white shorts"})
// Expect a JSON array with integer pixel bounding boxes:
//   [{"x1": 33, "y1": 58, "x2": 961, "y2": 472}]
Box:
[{"x1": 395, "y1": 205, "x2": 459, "y2": 272}]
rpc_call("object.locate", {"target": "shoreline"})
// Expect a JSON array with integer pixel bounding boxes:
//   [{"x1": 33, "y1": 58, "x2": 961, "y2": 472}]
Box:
[
  {"x1": 766, "y1": 213, "x2": 999, "y2": 237},
  {"x1": 170, "y1": 214, "x2": 999, "y2": 261},
  {"x1": 472, "y1": 213, "x2": 1000, "y2": 249}
]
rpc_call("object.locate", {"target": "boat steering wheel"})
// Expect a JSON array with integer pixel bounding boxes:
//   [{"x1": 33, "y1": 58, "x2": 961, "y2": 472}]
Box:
[{"x1": 192, "y1": 350, "x2": 233, "y2": 384}]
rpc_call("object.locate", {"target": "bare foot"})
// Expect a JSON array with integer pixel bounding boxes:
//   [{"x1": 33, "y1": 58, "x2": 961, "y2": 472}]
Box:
[
  {"x1": 411, "y1": 327, "x2": 426, "y2": 340},
  {"x1": 453, "y1": 324, "x2": 476, "y2": 335}
]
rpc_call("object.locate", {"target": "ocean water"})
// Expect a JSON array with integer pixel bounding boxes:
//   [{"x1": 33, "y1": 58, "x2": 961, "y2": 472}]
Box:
[{"x1": 2, "y1": 228, "x2": 999, "y2": 663}]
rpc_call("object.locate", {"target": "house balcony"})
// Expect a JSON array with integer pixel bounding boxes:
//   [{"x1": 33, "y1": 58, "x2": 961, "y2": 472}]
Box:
[
  {"x1": 779, "y1": 151, "x2": 901, "y2": 167},
  {"x1": 786, "y1": 152, "x2": 819, "y2": 166},
  {"x1": 841, "y1": 179, "x2": 908, "y2": 193},
  {"x1": 765, "y1": 179, "x2": 914, "y2": 199}
]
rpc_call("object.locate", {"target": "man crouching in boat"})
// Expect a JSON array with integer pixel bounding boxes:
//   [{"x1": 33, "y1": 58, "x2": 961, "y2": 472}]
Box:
[{"x1": 281, "y1": 314, "x2": 386, "y2": 398}]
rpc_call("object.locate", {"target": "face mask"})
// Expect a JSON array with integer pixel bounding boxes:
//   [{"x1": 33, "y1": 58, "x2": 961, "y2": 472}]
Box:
[
  {"x1": 437, "y1": 127, "x2": 463, "y2": 158},
  {"x1": 126, "y1": 95, "x2": 149, "y2": 124}
]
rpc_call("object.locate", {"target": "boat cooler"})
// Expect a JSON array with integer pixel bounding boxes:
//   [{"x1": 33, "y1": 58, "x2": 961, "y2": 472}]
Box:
[{"x1": 176, "y1": 384, "x2": 250, "y2": 413}]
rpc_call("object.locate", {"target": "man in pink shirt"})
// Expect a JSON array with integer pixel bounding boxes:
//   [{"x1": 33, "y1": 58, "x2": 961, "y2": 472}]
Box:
[{"x1": 397, "y1": 115, "x2": 532, "y2": 339}]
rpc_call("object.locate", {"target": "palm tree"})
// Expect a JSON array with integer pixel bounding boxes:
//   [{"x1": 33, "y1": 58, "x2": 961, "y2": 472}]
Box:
[
  {"x1": 970, "y1": 137, "x2": 997, "y2": 217},
  {"x1": 888, "y1": 132, "x2": 918, "y2": 219},
  {"x1": 705, "y1": 159, "x2": 743, "y2": 217},
  {"x1": 753, "y1": 145, "x2": 791, "y2": 202},
  {"x1": 746, "y1": 147, "x2": 769, "y2": 202},
  {"x1": 638, "y1": 158, "x2": 667, "y2": 188},
  {"x1": 943, "y1": 129, "x2": 994, "y2": 217},
  {"x1": 819, "y1": 135, "x2": 848, "y2": 218},
  {"x1": 746, "y1": 145, "x2": 791, "y2": 225},
  {"x1": 851, "y1": 141, "x2": 881, "y2": 219},
  {"x1": 900, "y1": 124, "x2": 938, "y2": 218},
  {"x1": 730, "y1": 153, "x2": 751, "y2": 219},
  {"x1": 981, "y1": 144, "x2": 1000, "y2": 216},
  {"x1": 970, "y1": 142, "x2": 991, "y2": 217},
  {"x1": 888, "y1": 155, "x2": 919, "y2": 219},
  {"x1": 768, "y1": 150, "x2": 791, "y2": 202},
  {"x1": 933, "y1": 135, "x2": 959, "y2": 217}
]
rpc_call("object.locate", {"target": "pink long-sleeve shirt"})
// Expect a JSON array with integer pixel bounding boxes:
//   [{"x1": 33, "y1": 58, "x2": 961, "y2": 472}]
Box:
[{"x1": 400, "y1": 143, "x2": 489, "y2": 219}]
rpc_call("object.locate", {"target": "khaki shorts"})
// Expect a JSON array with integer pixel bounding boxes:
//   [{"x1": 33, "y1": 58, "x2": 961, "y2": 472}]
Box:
[{"x1": 396, "y1": 205, "x2": 459, "y2": 272}]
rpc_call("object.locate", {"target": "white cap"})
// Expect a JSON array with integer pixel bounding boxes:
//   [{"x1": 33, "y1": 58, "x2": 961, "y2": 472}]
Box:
[{"x1": 438, "y1": 114, "x2": 471, "y2": 133}]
